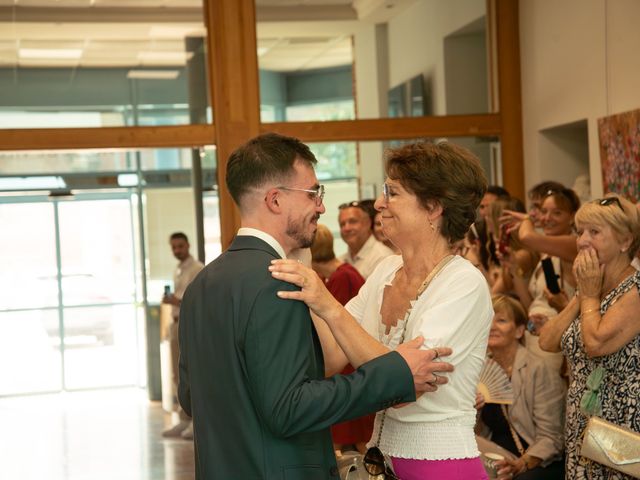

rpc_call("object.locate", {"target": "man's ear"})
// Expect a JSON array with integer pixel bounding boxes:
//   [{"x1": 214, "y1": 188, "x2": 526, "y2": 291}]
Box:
[{"x1": 265, "y1": 188, "x2": 282, "y2": 214}]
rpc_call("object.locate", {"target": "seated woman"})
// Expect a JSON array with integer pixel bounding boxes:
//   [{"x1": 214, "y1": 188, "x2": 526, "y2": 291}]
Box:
[
  {"x1": 309, "y1": 223, "x2": 373, "y2": 454},
  {"x1": 272, "y1": 141, "x2": 493, "y2": 479},
  {"x1": 477, "y1": 295, "x2": 565, "y2": 479},
  {"x1": 538, "y1": 195, "x2": 640, "y2": 478}
]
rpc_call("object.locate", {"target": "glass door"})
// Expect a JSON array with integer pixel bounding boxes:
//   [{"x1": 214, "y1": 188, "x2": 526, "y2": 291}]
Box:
[
  {"x1": 0, "y1": 194, "x2": 143, "y2": 396},
  {"x1": 0, "y1": 201, "x2": 61, "y2": 395},
  {"x1": 57, "y1": 197, "x2": 140, "y2": 390}
]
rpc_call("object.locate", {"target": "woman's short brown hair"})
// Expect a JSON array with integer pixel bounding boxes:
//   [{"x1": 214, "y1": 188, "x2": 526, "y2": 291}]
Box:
[
  {"x1": 310, "y1": 224, "x2": 336, "y2": 263},
  {"x1": 385, "y1": 141, "x2": 487, "y2": 243}
]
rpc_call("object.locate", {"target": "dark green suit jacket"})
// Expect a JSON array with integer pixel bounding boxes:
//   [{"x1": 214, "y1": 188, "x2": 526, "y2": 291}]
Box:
[{"x1": 178, "y1": 235, "x2": 415, "y2": 479}]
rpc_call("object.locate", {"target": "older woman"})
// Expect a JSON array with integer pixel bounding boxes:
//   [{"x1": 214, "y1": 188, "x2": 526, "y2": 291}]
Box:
[
  {"x1": 538, "y1": 194, "x2": 640, "y2": 478},
  {"x1": 271, "y1": 141, "x2": 493, "y2": 479},
  {"x1": 477, "y1": 295, "x2": 565, "y2": 479}
]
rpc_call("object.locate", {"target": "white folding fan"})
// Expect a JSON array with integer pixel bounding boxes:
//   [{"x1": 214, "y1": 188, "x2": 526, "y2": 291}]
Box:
[{"x1": 477, "y1": 357, "x2": 514, "y2": 405}]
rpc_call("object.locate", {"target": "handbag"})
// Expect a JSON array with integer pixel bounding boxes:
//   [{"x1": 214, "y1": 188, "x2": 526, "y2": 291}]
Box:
[
  {"x1": 580, "y1": 416, "x2": 640, "y2": 478},
  {"x1": 579, "y1": 366, "x2": 640, "y2": 478}
]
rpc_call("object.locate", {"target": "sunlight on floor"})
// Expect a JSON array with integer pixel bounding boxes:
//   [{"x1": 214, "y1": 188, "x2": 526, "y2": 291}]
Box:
[{"x1": 0, "y1": 388, "x2": 194, "y2": 480}]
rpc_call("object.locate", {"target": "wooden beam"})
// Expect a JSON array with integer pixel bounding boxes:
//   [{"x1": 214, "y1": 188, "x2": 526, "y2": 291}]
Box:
[
  {"x1": 205, "y1": 0, "x2": 261, "y2": 249},
  {"x1": 261, "y1": 114, "x2": 502, "y2": 143},
  {"x1": 495, "y1": 0, "x2": 525, "y2": 200},
  {"x1": 0, "y1": 124, "x2": 215, "y2": 151}
]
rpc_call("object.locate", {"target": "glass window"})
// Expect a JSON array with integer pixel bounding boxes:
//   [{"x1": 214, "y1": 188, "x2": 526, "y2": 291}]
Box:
[
  {"x1": 0, "y1": 4, "x2": 210, "y2": 129},
  {"x1": 58, "y1": 199, "x2": 136, "y2": 307},
  {"x1": 0, "y1": 202, "x2": 58, "y2": 310},
  {"x1": 0, "y1": 147, "x2": 217, "y2": 191},
  {"x1": 257, "y1": 0, "x2": 493, "y2": 122}
]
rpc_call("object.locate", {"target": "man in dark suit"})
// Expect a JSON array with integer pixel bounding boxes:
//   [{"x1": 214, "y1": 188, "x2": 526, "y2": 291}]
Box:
[{"x1": 178, "y1": 133, "x2": 453, "y2": 479}]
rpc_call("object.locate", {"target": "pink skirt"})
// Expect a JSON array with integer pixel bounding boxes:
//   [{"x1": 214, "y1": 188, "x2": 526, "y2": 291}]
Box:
[{"x1": 390, "y1": 456, "x2": 488, "y2": 480}]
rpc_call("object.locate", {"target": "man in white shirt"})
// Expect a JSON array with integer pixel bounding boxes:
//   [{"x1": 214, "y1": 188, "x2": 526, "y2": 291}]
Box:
[
  {"x1": 162, "y1": 232, "x2": 204, "y2": 439},
  {"x1": 339, "y1": 202, "x2": 394, "y2": 278}
]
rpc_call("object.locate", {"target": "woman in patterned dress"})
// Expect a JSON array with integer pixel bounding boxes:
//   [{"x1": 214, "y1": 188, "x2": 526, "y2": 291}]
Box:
[{"x1": 538, "y1": 194, "x2": 640, "y2": 479}]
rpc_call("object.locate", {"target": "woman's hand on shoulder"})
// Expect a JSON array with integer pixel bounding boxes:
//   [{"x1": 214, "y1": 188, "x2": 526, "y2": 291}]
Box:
[{"x1": 269, "y1": 259, "x2": 340, "y2": 319}]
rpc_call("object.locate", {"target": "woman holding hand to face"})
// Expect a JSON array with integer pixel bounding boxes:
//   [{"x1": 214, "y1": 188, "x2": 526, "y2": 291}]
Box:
[{"x1": 538, "y1": 195, "x2": 640, "y2": 479}]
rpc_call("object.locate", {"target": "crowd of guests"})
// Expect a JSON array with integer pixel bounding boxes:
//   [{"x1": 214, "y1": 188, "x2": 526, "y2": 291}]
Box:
[{"x1": 302, "y1": 149, "x2": 640, "y2": 479}]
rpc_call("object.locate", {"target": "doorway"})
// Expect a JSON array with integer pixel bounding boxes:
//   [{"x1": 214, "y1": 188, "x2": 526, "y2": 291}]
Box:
[{"x1": 0, "y1": 193, "x2": 143, "y2": 396}]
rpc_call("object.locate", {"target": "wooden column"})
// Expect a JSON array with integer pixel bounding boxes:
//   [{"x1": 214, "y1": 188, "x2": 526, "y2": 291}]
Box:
[
  {"x1": 495, "y1": 0, "x2": 525, "y2": 201},
  {"x1": 204, "y1": 0, "x2": 261, "y2": 249}
]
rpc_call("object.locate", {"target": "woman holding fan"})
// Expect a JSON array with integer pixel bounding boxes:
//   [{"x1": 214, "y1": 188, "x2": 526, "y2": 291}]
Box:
[{"x1": 477, "y1": 294, "x2": 565, "y2": 479}]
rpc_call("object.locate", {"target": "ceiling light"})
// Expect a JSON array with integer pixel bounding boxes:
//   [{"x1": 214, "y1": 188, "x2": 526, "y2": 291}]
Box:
[
  {"x1": 0, "y1": 176, "x2": 66, "y2": 190},
  {"x1": 117, "y1": 173, "x2": 139, "y2": 187},
  {"x1": 19, "y1": 48, "x2": 83, "y2": 60},
  {"x1": 127, "y1": 70, "x2": 180, "y2": 80}
]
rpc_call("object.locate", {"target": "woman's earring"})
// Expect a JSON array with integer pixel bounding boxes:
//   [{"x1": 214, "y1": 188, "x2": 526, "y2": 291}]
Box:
[{"x1": 429, "y1": 219, "x2": 436, "y2": 232}]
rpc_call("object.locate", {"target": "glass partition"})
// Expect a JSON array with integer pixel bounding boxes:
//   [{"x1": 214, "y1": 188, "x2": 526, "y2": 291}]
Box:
[
  {"x1": 0, "y1": 144, "x2": 220, "y2": 395},
  {"x1": 257, "y1": 0, "x2": 492, "y2": 122},
  {"x1": 0, "y1": 2, "x2": 210, "y2": 128}
]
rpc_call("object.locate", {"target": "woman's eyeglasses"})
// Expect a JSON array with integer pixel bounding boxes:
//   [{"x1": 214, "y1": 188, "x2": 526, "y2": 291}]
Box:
[
  {"x1": 598, "y1": 197, "x2": 624, "y2": 212},
  {"x1": 382, "y1": 183, "x2": 391, "y2": 203},
  {"x1": 278, "y1": 185, "x2": 325, "y2": 206},
  {"x1": 363, "y1": 446, "x2": 399, "y2": 479}
]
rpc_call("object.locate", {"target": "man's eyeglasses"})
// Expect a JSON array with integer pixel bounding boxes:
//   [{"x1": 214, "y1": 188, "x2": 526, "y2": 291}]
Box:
[
  {"x1": 278, "y1": 185, "x2": 325, "y2": 206},
  {"x1": 363, "y1": 446, "x2": 399, "y2": 479},
  {"x1": 599, "y1": 196, "x2": 624, "y2": 212}
]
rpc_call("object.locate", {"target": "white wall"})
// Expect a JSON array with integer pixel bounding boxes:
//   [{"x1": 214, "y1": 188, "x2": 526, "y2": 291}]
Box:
[{"x1": 519, "y1": 0, "x2": 640, "y2": 198}]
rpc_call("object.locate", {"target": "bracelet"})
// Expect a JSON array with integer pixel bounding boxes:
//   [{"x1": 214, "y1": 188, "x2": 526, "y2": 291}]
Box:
[
  {"x1": 582, "y1": 307, "x2": 600, "y2": 315},
  {"x1": 522, "y1": 214, "x2": 531, "y2": 221}
]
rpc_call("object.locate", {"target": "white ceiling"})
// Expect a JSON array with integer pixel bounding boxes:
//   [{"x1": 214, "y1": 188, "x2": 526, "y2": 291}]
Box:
[{"x1": 0, "y1": 0, "x2": 414, "y2": 71}]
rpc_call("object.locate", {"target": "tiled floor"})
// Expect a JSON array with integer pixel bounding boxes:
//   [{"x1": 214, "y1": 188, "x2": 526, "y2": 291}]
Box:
[{"x1": 0, "y1": 388, "x2": 194, "y2": 480}]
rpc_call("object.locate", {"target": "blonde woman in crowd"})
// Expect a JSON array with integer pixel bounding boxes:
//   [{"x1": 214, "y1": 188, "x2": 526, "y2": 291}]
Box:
[{"x1": 538, "y1": 194, "x2": 640, "y2": 478}]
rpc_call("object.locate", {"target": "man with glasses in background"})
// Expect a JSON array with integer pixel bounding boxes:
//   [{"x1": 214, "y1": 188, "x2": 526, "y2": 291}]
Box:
[
  {"x1": 177, "y1": 133, "x2": 453, "y2": 479},
  {"x1": 339, "y1": 199, "x2": 394, "y2": 278}
]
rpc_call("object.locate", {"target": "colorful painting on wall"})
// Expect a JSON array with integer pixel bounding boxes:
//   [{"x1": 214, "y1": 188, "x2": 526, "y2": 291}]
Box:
[{"x1": 598, "y1": 108, "x2": 640, "y2": 203}]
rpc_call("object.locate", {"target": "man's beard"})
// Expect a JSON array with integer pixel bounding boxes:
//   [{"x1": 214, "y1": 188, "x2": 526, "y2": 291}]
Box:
[{"x1": 286, "y1": 213, "x2": 318, "y2": 249}]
